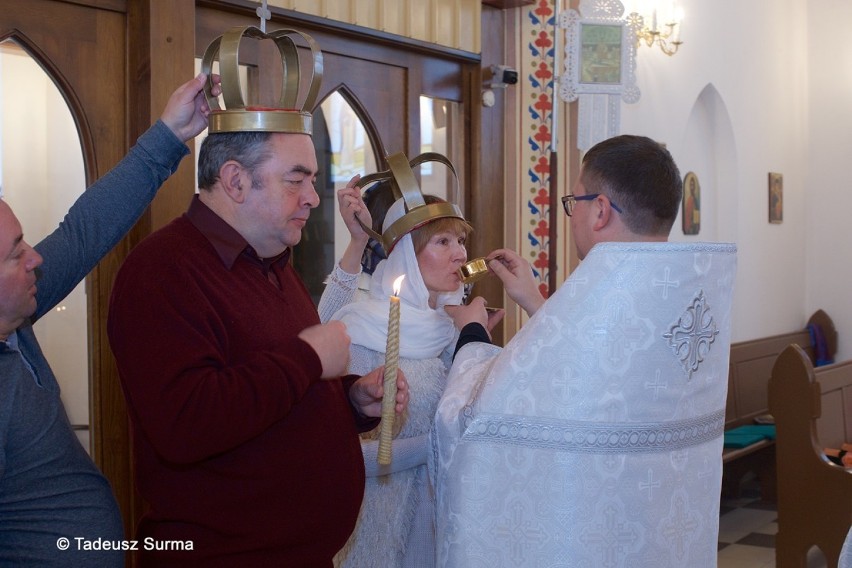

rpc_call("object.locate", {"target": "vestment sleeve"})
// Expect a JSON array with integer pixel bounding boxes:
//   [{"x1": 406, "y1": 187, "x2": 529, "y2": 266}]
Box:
[
  {"x1": 452, "y1": 322, "x2": 491, "y2": 359},
  {"x1": 360, "y1": 434, "x2": 428, "y2": 476},
  {"x1": 33, "y1": 120, "x2": 187, "y2": 319}
]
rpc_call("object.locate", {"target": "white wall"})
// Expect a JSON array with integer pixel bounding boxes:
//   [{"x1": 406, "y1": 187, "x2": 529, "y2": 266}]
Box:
[
  {"x1": 807, "y1": 0, "x2": 852, "y2": 361},
  {"x1": 620, "y1": 0, "x2": 820, "y2": 349}
]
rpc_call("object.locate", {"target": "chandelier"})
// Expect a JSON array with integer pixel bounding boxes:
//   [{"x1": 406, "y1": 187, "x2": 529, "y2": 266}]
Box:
[{"x1": 625, "y1": 2, "x2": 683, "y2": 56}]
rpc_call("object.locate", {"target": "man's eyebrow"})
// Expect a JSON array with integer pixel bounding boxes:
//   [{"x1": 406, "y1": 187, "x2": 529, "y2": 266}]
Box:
[{"x1": 289, "y1": 165, "x2": 317, "y2": 176}]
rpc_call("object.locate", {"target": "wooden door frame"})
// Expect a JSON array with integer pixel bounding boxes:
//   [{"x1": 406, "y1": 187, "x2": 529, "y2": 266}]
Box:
[
  {"x1": 474, "y1": 4, "x2": 509, "y2": 344},
  {"x1": 110, "y1": 0, "x2": 196, "y2": 541}
]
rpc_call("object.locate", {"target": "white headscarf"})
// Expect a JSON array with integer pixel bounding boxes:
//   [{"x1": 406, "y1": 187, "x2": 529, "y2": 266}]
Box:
[{"x1": 330, "y1": 198, "x2": 464, "y2": 359}]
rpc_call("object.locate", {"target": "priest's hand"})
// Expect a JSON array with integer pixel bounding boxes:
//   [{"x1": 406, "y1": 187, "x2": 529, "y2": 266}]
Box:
[
  {"x1": 350, "y1": 366, "x2": 409, "y2": 418},
  {"x1": 487, "y1": 248, "x2": 545, "y2": 317}
]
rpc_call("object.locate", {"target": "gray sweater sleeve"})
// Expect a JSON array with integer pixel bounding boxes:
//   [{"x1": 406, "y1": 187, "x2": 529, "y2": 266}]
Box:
[
  {"x1": 33, "y1": 120, "x2": 188, "y2": 319},
  {"x1": 361, "y1": 434, "x2": 429, "y2": 477},
  {"x1": 318, "y1": 264, "x2": 360, "y2": 323}
]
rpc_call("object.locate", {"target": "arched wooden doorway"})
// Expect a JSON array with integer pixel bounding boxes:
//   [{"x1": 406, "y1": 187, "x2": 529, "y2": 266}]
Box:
[{"x1": 0, "y1": 0, "x2": 148, "y2": 539}]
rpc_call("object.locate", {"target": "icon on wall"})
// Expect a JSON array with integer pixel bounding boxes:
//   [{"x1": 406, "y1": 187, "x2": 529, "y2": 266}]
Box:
[
  {"x1": 682, "y1": 171, "x2": 700, "y2": 235},
  {"x1": 768, "y1": 172, "x2": 783, "y2": 224}
]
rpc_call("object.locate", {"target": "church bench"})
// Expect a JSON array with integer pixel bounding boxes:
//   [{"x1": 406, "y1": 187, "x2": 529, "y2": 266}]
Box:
[
  {"x1": 721, "y1": 309, "x2": 837, "y2": 501},
  {"x1": 769, "y1": 344, "x2": 852, "y2": 568}
]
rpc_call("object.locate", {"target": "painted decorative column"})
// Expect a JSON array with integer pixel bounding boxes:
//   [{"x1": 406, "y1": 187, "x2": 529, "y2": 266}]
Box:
[
  {"x1": 507, "y1": 0, "x2": 639, "y2": 340},
  {"x1": 517, "y1": 0, "x2": 563, "y2": 304}
]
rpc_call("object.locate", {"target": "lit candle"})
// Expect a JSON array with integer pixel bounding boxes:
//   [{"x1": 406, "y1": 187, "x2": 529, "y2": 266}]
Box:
[
  {"x1": 378, "y1": 275, "x2": 405, "y2": 465},
  {"x1": 673, "y1": 8, "x2": 683, "y2": 42},
  {"x1": 651, "y1": 8, "x2": 658, "y2": 32}
]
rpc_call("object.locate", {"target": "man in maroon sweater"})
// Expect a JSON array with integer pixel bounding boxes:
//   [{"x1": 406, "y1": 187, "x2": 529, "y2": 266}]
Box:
[{"x1": 107, "y1": 128, "x2": 408, "y2": 566}]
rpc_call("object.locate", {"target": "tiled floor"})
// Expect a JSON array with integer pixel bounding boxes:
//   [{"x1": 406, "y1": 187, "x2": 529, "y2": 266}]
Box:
[
  {"x1": 717, "y1": 476, "x2": 829, "y2": 568},
  {"x1": 718, "y1": 485, "x2": 778, "y2": 568}
]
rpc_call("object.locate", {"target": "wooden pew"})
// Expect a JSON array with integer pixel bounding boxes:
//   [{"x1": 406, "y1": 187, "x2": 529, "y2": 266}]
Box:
[
  {"x1": 722, "y1": 310, "x2": 837, "y2": 500},
  {"x1": 769, "y1": 344, "x2": 852, "y2": 568}
]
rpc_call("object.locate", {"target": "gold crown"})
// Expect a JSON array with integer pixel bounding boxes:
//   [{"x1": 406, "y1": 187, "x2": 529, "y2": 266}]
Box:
[
  {"x1": 356, "y1": 152, "x2": 464, "y2": 254},
  {"x1": 201, "y1": 26, "x2": 323, "y2": 134}
]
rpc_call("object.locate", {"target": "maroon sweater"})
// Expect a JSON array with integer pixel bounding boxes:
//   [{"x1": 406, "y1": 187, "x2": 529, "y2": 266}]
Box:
[{"x1": 108, "y1": 197, "x2": 375, "y2": 567}]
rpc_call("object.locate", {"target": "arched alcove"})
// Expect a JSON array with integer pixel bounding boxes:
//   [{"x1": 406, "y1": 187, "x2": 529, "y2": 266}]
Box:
[
  {"x1": 675, "y1": 83, "x2": 738, "y2": 244},
  {"x1": 806, "y1": 544, "x2": 828, "y2": 567},
  {"x1": 299, "y1": 87, "x2": 381, "y2": 304},
  {"x1": 0, "y1": 39, "x2": 90, "y2": 449}
]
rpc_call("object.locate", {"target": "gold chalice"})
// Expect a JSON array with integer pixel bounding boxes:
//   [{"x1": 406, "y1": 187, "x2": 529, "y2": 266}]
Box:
[{"x1": 458, "y1": 257, "x2": 489, "y2": 285}]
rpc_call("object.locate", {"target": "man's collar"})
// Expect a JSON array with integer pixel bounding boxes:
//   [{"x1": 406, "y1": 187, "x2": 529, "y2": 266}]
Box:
[{"x1": 186, "y1": 195, "x2": 291, "y2": 269}]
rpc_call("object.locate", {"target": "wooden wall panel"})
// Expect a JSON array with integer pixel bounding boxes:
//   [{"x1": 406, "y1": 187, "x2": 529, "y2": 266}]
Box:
[
  {"x1": 409, "y1": 1, "x2": 431, "y2": 42},
  {"x1": 460, "y1": 0, "x2": 481, "y2": 54},
  {"x1": 435, "y1": 0, "x2": 458, "y2": 49},
  {"x1": 324, "y1": 0, "x2": 352, "y2": 22},
  {"x1": 381, "y1": 0, "x2": 407, "y2": 36},
  {"x1": 268, "y1": 0, "x2": 480, "y2": 52},
  {"x1": 352, "y1": 0, "x2": 381, "y2": 29},
  {"x1": 290, "y1": 0, "x2": 321, "y2": 17}
]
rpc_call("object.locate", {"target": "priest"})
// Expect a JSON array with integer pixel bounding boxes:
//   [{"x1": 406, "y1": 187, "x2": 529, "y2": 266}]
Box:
[{"x1": 435, "y1": 135, "x2": 737, "y2": 567}]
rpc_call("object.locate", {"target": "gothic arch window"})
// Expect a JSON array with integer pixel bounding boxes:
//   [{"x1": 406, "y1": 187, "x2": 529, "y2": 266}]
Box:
[
  {"x1": 296, "y1": 87, "x2": 380, "y2": 304},
  {"x1": 0, "y1": 37, "x2": 90, "y2": 450}
]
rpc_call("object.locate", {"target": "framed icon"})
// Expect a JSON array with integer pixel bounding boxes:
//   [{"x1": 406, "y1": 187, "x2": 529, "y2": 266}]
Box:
[
  {"x1": 768, "y1": 172, "x2": 783, "y2": 224},
  {"x1": 560, "y1": 7, "x2": 639, "y2": 101},
  {"x1": 579, "y1": 23, "x2": 623, "y2": 85},
  {"x1": 682, "y1": 172, "x2": 700, "y2": 235}
]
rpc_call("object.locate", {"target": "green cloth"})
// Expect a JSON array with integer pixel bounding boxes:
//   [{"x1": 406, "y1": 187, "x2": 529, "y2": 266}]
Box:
[{"x1": 723, "y1": 425, "x2": 777, "y2": 448}]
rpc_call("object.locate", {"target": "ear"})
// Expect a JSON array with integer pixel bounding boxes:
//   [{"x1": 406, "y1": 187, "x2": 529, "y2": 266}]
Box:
[
  {"x1": 591, "y1": 195, "x2": 612, "y2": 231},
  {"x1": 220, "y1": 161, "x2": 249, "y2": 204}
]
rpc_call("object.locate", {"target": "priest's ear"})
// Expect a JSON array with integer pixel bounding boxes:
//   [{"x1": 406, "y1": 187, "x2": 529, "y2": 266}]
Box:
[{"x1": 591, "y1": 195, "x2": 614, "y2": 231}]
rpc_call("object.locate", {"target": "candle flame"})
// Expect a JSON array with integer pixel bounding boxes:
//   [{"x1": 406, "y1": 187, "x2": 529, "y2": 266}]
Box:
[{"x1": 393, "y1": 275, "x2": 405, "y2": 296}]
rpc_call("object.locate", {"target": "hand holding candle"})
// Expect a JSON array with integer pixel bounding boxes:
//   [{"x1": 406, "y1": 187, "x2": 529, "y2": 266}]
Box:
[{"x1": 378, "y1": 275, "x2": 405, "y2": 465}]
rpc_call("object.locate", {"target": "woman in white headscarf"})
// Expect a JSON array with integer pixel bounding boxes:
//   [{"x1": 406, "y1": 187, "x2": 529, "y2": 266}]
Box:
[{"x1": 319, "y1": 176, "x2": 495, "y2": 568}]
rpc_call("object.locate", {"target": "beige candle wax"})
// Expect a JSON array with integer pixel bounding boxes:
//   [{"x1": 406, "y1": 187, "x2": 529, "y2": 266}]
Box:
[{"x1": 378, "y1": 275, "x2": 405, "y2": 465}]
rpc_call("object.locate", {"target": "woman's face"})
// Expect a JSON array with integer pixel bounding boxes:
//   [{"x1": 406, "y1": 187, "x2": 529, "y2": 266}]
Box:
[{"x1": 416, "y1": 229, "x2": 468, "y2": 294}]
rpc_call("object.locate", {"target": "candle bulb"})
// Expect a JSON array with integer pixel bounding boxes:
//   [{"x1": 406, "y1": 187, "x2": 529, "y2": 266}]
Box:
[
  {"x1": 378, "y1": 275, "x2": 405, "y2": 465},
  {"x1": 673, "y1": 8, "x2": 683, "y2": 42}
]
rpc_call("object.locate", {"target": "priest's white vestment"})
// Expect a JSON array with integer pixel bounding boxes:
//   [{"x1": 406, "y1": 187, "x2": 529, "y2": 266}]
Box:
[{"x1": 431, "y1": 242, "x2": 737, "y2": 567}]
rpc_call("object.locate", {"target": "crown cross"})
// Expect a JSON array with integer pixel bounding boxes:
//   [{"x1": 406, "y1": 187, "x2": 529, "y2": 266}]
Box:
[{"x1": 256, "y1": 0, "x2": 271, "y2": 33}]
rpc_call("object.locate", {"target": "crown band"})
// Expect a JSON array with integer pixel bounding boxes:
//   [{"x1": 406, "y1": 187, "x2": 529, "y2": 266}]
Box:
[
  {"x1": 382, "y1": 202, "x2": 464, "y2": 253},
  {"x1": 208, "y1": 110, "x2": 312, "y2": 135},
  {"x1": 355, "y1": 151, "x2": 464, "y2": 254}
]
